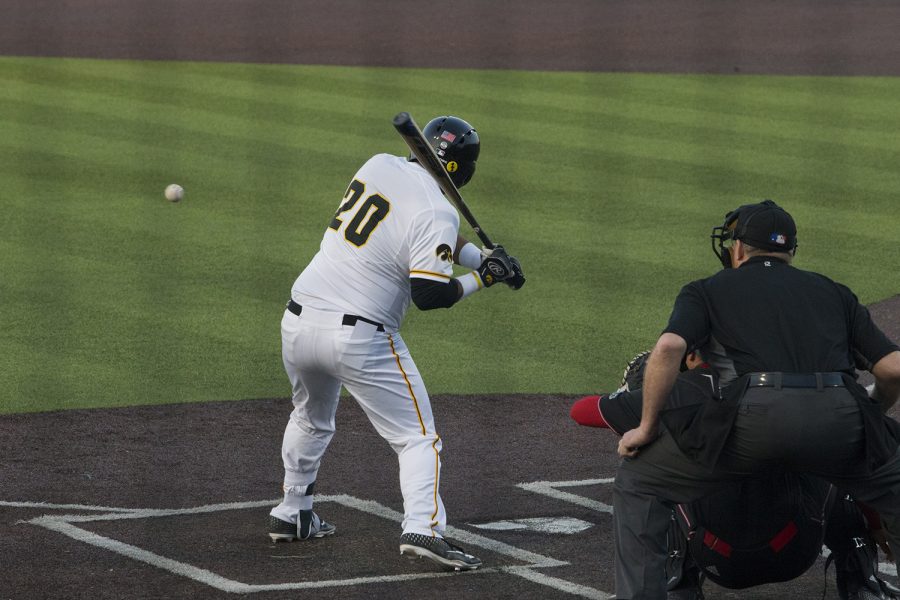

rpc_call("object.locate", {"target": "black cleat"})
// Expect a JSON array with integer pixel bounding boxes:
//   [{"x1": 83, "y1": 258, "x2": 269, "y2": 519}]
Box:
[
  {"x1": 267, "y1": 511, "x2": 335, "y2": 542},
  {"x1": 399, "y1": 532, "x2": 482, "y2": 571}
]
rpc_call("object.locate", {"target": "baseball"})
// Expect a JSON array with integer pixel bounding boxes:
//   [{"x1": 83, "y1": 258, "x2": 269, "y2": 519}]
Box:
[{"x1": 164, "y1": 184, "x2": 184, "y2": 202}]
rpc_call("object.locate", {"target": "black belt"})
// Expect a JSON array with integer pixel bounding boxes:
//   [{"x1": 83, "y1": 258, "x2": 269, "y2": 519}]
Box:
[
  {"x1": 747, "y1": 372, "x2": 845, "y2": 389},
  {"x1": 286, "y1": 300, "x2": 385, "y2": 332}
]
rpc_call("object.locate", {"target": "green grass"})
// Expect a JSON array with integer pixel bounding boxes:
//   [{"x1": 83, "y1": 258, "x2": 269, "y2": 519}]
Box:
[{"x1": 2, "y1": 57, "x2": 899, "y2": 413}]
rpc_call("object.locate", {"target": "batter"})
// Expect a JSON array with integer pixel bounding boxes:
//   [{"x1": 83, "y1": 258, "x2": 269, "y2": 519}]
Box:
[{"x1": 266, "y1": 115, "x2": 524, "y2": 571}]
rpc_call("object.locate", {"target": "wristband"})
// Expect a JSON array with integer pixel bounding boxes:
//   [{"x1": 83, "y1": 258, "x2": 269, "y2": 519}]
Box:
[
  {"x1": 456, "y1": 271, "x2": 483, "y2": 299},
  {"x1": 457, "y1": 242, "x2": 483, "y2": 270}
]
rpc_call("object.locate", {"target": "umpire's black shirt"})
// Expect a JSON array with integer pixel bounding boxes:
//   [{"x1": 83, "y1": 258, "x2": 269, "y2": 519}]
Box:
[
  {"x1": 664, "y1": 256, "x2": 898, "y2": 379},
  {"x1": 660, "y1": 255, "x2": 900, "y2": 468}
]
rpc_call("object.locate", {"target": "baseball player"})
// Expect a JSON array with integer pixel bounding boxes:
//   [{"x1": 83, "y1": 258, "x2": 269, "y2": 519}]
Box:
[
  {"x1": 572, "y1": 350, "x2": 899, "y2": 599},
  {"x1": 266, "y1": 115, "x2": 524, "y2": 572}
]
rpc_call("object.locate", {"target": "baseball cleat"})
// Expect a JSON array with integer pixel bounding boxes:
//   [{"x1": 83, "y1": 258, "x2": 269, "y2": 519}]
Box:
[
  {"x1": 267, "y1": 515, "x2": 298, "y2": 542},
  {"x1": 298, "y1": 509, "x2": 336, "y2": 540},
  {"x1": 267, "y1": 511, "x2": 336, "y2": 542},
  {"x1": 399, "y1": 532, "x2": 482, "y2": 571}
]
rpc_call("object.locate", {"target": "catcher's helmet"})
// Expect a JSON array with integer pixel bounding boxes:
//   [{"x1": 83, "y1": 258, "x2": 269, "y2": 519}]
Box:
[
  {"x1": 420, "y1": 116, "x2": 480, "y2": 188},
  {"x1": 711, "y1": 199, "x2": 797, "y2": 269}
]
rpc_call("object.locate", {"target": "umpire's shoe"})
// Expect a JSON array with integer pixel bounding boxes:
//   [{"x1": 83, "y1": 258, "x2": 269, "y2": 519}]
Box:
[
  {"x1": 267, "y1": 510, "x2": 336, "y2": 542},
  {"x1": 844, "y1": 577, "x2": 900, "y2": 600},
  {"x1": 668, "y1": 568, "x2": 705, "y2": 599},
  {"x1": 399, "y1": 533, "x2": 482, "y2": 571}
]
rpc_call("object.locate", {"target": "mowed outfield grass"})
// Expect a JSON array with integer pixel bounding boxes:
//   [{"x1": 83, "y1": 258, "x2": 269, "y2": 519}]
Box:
[{"x1": 2, "y1": 56, "x2": 899, "y2": 414}]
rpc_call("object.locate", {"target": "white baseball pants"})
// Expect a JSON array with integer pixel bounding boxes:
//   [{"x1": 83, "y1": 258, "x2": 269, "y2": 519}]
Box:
[{"x1": 276, "y1": 306, "x2": 446, "y2": 537}]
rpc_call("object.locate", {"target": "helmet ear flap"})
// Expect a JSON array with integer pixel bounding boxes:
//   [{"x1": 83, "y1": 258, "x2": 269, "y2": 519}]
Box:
[{"x1": 449, "y1": 161, "x2": 475, "y2": 188}]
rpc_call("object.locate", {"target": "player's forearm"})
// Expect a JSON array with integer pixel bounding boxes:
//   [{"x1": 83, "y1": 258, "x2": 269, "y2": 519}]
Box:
[
  {"x1": 454, "y1": 236, "x2": 482, "y2": 268},
  {"x1": 639, "y1": 334, "x2": 687, "y2": 432},
  {"x1": 455, "y1": 272, "x2": 483, "y2": 300},
  {"x1": 871, "y1": 350, "x2": 900, "y2": 411}
]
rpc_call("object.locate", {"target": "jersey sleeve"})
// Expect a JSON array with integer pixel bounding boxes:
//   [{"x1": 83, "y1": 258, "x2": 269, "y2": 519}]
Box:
[
  {"x1": 845, "y1": 285, "x2": 900, "y2": 365},
  {"x1": 407, "y1": 208, "x2": 459, "y2": 283},
  {"x1": 663, "y1": 281, "x2": 712, "y2": 350}
]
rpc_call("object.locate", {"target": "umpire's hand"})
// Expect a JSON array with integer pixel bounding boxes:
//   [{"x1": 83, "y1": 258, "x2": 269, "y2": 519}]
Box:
[{"x1": 618, "y1": 426, "x2": 656, "y2": 458}]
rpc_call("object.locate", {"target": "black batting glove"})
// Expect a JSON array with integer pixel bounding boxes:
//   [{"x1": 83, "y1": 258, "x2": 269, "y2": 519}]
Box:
[
  {"x1": 505, "y1": 256, "x2": 525, "y2": 290},
  {"x1": 476, "y1": 247, "x2": 514, "y2": 287}
]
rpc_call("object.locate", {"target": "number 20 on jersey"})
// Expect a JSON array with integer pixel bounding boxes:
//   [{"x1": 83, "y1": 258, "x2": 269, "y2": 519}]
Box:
[{"x1": 329, "y1": 179, "x2": 391, "y2": 246}]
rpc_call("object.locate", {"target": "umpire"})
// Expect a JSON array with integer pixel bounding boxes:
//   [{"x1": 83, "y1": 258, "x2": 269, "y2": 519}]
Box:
[{"x1": 613, "y1": 199, "x2": 900, "y2": 599}]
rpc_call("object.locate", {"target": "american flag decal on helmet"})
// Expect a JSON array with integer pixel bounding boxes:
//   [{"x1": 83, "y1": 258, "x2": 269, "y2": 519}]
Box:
[{"x1": 440, "y1": 131, "x2": 456, "y2": 142}]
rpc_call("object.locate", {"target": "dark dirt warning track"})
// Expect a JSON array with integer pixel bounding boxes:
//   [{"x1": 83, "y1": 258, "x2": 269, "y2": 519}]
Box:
[
  {"x1": 5, "y1": 0, "x2": 900, "y2": 75},
  {"x1": 2, "y1": 2, "x2": 899, "y2": 598}
]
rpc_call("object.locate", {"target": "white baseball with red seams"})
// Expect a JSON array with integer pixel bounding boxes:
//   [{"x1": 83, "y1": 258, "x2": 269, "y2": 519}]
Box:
[{"x1": 272, "y1": 153, "x2": 460, "y2": 538}]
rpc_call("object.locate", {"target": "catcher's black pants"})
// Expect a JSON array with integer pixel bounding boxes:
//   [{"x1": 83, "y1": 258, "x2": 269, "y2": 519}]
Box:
[{"x1": 613, "y1": 386, "x2": 900, "y2": 600}]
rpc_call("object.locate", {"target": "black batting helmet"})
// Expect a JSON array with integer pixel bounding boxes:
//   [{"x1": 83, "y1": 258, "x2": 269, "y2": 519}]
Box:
[{"x1": 420, "y1": 116, "x2": 480, "y2": 188}]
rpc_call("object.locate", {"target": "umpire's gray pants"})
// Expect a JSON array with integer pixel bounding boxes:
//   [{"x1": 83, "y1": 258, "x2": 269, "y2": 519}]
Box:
[{"x1": 613, "y1": 387, "x2": 900, "y2": 600}]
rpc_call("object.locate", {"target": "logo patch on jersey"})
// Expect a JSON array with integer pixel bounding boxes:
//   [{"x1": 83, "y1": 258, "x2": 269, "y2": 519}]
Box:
[
  {"x1": 441, "y1": 131, "x2": 456, "y2": 142},
  {"x1": 435, "y1": 243, "x2": 453, "y2": 263},
  {"x1": 446, "y1": 161, "x2": 459, "y2": 173}
]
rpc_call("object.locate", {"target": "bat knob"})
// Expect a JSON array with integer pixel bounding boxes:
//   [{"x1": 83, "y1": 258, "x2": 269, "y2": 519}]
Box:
[{"x1": 393, "y1": 112, "x2": 411, "y2": 126}]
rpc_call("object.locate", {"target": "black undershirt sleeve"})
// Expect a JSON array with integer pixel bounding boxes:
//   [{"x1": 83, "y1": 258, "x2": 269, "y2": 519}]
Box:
[{"x1": 410, "y1": 277, "x2": 461, "y2": 310}]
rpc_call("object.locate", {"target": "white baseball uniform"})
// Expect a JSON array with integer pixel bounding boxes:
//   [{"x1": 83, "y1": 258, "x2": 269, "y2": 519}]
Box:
[{"x1": 272, "y1": 153, "x2": 461, "y2": 538}]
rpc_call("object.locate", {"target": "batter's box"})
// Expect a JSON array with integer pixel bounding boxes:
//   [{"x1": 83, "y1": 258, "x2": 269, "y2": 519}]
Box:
[
  {"x1": 18, "y1": 495, "x2": 611, "y2": 597},
  {"x1": 517, "y1": 477, "x2": 616, "y2": 514}
]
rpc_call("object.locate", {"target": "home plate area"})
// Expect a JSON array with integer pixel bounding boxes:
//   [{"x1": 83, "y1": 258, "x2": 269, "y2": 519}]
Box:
[
  {"x1": 10, "y1": 475, "x2": 897, "y2": 599},
  {"x1": 11, "y1": 479, "x2": 618, "y2": 599},
  {"x1": 3, "y1": 391, "x2": 898, "y2": 598}
]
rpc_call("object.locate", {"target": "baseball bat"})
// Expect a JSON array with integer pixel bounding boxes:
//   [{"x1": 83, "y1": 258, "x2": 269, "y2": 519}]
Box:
[{"x1": 392, "y1": 112, "x2": 494, "y2": 250}]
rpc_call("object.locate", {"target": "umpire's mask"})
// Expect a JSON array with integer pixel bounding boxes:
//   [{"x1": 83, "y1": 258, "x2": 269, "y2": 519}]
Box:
[
  {"x1": 711, "y1": 209, "x2": 740, "y2": 269},
  {"x1": 711, "y1": 199, "x2": 798, "y2": 269}
]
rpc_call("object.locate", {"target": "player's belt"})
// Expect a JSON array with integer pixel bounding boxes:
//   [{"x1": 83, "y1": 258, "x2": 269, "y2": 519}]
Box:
[
  {"x1": 286, "y1": 300, "x2": 385, "y2": 332},
  {"x1": 747, "y1": 372, "x2": 845, "y2": 389}
]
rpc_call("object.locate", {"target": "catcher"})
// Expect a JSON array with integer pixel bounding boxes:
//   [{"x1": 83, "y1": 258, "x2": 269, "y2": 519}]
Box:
[{"x1": 571, "y1": 350, "x2": 899, "y2": 600}]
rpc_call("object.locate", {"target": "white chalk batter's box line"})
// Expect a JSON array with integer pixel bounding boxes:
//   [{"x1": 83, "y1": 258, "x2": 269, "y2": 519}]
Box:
[
  {"x1": 5, "y1": 492, "x2": 614, "y2": 599},
  {"x1": 11, "y1": 478, "x2": 889, "y2": 595}
]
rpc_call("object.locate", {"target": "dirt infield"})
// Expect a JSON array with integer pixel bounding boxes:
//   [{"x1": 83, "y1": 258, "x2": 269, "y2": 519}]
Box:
[{"x1": 2, "y1": 1, "x2": 900, "y2": 598}]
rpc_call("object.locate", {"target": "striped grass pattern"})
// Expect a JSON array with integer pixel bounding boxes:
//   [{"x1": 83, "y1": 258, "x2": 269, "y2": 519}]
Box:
[{"x1": 2, "y1": 57, "x2": 899, "y2": 412}]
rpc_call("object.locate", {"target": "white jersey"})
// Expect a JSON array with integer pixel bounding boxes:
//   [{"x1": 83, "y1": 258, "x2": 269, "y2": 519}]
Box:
[{"x1": 292, "y1": 153, "x2": 459, "y2": 331}]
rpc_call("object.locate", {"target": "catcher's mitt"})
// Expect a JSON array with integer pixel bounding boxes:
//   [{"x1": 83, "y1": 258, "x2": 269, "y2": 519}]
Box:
[{"x1": 620, "y1": 350, "x2": 652, "y2": 392}]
